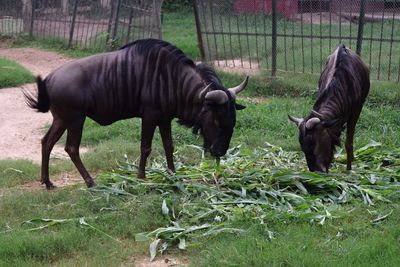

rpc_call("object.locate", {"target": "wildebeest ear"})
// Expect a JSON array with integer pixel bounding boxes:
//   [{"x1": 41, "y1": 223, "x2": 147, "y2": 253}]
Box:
[
  {"x1": 322, "y1": 118, "x2": 339, "y2": 128},
  {"x1": 235, "y1": 103, "x2": 246, "y2": 110}
]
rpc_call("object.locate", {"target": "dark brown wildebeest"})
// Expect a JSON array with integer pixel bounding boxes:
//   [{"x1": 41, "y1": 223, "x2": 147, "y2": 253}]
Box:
[
  {"x1": 25, "y1": 39, "x2": 248, "y2": 189},
  {"x1": 288, "y1": 44, "x2": 370, "y2": 172}
]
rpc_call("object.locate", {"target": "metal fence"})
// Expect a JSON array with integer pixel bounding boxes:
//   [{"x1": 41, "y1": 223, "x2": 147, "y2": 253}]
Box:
[
  {"x1": 193, "y1": 0, "x2": 400, "y2": 82},
  {"x1": 0, "y1": 0, "x2": 163, "y2": 50}
]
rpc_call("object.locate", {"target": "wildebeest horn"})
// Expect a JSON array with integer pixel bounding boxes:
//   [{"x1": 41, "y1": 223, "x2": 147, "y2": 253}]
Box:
[
  {"x1": 288, "y1": 115, "x2": 304, "y2": 127},
  {"x1": 312, "y1": 110, "x2": 324, "y2": 119},
  {"x1": 205, "y1": 90, "x2": 229, "y2": 105},
  {"x1": 228, "y1": 76, "x2": 249, "y2": 98},
  {"x1": 198, "y1": 83, "x2": 213, "y2": 100},
  {"x1": 305, "y1": 117, "x2": 321, "y2": 129}
]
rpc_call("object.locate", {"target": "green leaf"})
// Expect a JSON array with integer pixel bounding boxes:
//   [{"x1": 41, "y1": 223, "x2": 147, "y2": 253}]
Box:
[
  {"x1": 178, "y1": 238, "x2": 186, "y2": 250},
  {"x1": 162, "y1": 199, "x2": 169, "y2": 216},
  {"x1": 135, "y1": 232, "x2": 150, "y2": 242},
  {"x1": 149, "y1": 239, "x2": 161, "y2": 261}
]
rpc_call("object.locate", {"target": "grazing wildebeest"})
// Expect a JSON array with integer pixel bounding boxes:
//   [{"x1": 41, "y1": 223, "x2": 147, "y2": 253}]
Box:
[
  {"x1": 25, "y1": 38, "x2": 248, "y2": 189},
  {"x1": 288, "y1": 44, "x2": 370, "y2": 172}
]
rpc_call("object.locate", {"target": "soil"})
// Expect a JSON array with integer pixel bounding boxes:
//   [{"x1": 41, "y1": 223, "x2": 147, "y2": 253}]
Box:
[{"x1": 0, "y1": 47, "x2": 73, "y2": 164}]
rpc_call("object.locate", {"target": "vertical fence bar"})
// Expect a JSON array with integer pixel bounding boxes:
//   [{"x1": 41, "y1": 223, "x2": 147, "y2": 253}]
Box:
[
  {"x1": 319, "y1": 0, "x2": 322, "y2": 72},
  {"x1": 368, "y1": 0, "x2": 375, "y2": 67},
  {"x1": 271, "y1": 0, "x2": 277, "y2": 77},
  {"x1": 300, "y1": 0, "x2": 305, "y2": 73},
  {"x1": 219, "y1": 5, "x2": 228, "y2": 67},
  {"x1": 377, "y1": 2, "x2": 385, "y2": 80},
  {"x1": 209, "y1": 1, "x2": 220, "y2": 66},
  {"x1": 291, "y1": 0, "x2": 296, "y2": 72},
  {"x1": 68, "y1": 0, "x2": 79, "y2": 49},
  {"x1": 111, "y1": 0, "x2": 122, "y2": 45},
  {"x1": 29, "y1": 0, "x2": 35, "y2": 37},
  {"x1": 244, "y1": 10, "x2": 252, "y2": 68},
  {"x1": 329, "y1": 0, "x2": 332, "y2": 52},
  {"x1": 356, "y1": 0, "x2": 366, "y2": 55},
  {"x1": 253, "y1": 0, "x2": 260, "y2": 69},
  {"x1": 126, "y1": 8, "x2": 134, "y2": 44},
  {"x1": 283, "y1": 0, "x2": 288, "y2": 71},
  {"x1": 349, "y1": 0, "x2": 353, "y2": 49},
  {"x1": 339, "y1": 0, "x2": 342, "y2": 43},
  {"x1": 235, "y1": 13, "x2": 244, "y2": 67},
  {"x1": 263, "y1": 7, "x2": 269, "y2": 70},
  {"x1": 387, "y1": 11, "x2": 395, "y2": 80},
  {"x1": 310, "y1": 2, "x2": 314, "y2": 74},
  {"x1": 106, "y1": 0, "x2": 115, "y2": 45},
  {"x1": 227, "y1": 11, "x2": 235, "y2": 67}
]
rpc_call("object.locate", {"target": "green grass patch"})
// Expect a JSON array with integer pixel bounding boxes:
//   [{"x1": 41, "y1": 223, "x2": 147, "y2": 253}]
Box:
[
  {"x1": 0, "y1": 160, "x2": 39, "y2": 187},
  {"x1": 0, "y1": 58, "x2": 34, "y2": 88}
]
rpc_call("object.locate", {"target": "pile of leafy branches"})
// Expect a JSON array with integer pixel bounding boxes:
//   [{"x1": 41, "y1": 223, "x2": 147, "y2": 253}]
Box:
[{"x1": 92, "y1": 141, "x2": 400, "y2": 260}]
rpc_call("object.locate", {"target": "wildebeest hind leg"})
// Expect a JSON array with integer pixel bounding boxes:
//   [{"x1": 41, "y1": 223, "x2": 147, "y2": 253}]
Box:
[
  {"x1": 65, "y1": 118, "x2": 95, "y2": 187},
  {"x1": 138, "y1": 118, "x2": 157, "y2": 179},
  {"x1": 41, "y1": 119, "x2": 66, "y2": 189},
  {"x1": 159, "y1": 121, "x2": 175, "y2": 174}
]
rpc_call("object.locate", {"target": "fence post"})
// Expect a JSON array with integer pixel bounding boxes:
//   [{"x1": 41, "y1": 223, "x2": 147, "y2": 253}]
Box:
[
  {"x1": 111, "y1": 0, "x2": 122, "y2": 46},
  {"x1": 356, "y1": 0, "x2": 366, "y2": 55},
  {"x1": 106, "y1": 0, "x2": 115, "y2": 46},
  {"x1": 29, "y1": 0, "x2": 35, "y2": 37},
  {"x1": 68, "y1": 0, "x2": 79, "y2": 49},
  {"x1": 271, "y1": 0, "x2": 277, "y2": 77},
  {"x1": 193, "y1": 0, "x2": 206, "y2": 62}
]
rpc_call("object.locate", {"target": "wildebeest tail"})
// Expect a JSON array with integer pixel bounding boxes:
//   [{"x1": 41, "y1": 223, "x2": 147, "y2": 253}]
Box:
[{"x1": 24, "y1": 76, "x2": 50, "y2": 113}]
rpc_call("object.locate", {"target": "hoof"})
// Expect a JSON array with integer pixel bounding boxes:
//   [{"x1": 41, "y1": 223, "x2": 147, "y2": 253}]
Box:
[
  {"x1": 44, "y1": 182, "x2": 57, "y2": 190},
  {"x1": 86, "y1": 181, "x2": 96, "y2": 188}
]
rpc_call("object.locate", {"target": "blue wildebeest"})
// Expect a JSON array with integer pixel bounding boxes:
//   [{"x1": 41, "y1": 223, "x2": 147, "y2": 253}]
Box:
[
  {"x1": 25, "y1": 39, "x2": 248, "y2": 189},
  {"x1": 288, "y1": 44, "x2": 370, "y2": 172}
]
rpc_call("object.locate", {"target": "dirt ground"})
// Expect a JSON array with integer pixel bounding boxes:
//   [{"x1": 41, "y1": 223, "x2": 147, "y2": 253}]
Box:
[{"x1": 0, "y1": 47, "x2": 73, "y2": 164}]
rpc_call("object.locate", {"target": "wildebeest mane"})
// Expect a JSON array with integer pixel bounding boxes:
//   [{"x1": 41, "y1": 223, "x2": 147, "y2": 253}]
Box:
[
  {"x1": 313, "y1": 46, "x2": 368, "y2": 124},
  {"x1": 196, "y1": 63, "x2": 223, "y2": 88},
  {"x1": 177, "y1": 63, "x2": 226, "y2": 134},
  {"x1": 120, "y1": 38, "x2": 196, "y2": 69}
]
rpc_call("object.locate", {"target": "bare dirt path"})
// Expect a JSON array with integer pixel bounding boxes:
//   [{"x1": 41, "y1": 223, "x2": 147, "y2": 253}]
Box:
[{"x1": 0, "y1": 47, "x2": 73, "y2": 163}]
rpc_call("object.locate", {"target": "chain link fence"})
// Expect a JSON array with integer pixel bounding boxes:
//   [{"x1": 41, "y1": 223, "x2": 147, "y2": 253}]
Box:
[
  {"x1": 0, "y1": 0, "x2": 163, "y2": 50},
  {"x1": 193, "y1": 0, "x2": 400, "y2": 82}
]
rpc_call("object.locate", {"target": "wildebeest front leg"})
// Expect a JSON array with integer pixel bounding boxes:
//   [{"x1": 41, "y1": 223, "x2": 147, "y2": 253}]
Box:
[
  {"x1": 65, "y1": 118, "x2": 96, "y2": 187},
  {"x1": 138, "y1": 118, "x2": 157, "y2": 179},
  {"x1": 159, "y1": 121, "x2": 175, "y2": 174},
  {"x1": 41, "y1": 119, "x2": 66, "y2": 189},
  {"x1": 345, "y1": 115, "x2": 359, "y2": 171}
]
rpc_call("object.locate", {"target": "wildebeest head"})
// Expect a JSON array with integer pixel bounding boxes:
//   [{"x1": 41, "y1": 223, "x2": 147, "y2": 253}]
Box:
[
  {"x1": 288, "y1": 113, "x2": 340, "y2": 172},
  {"x1": 195, "y1": 65, "x2": 248, "y2": 157}
]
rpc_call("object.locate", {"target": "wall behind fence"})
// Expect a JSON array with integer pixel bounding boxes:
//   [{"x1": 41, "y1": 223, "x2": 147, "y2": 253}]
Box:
[
  {"x1": 194, "y1": 0, "x2": 400, "y2": 82},
  {"x1": 0, "y1": 0, "x2": 163, "y2": 50}
]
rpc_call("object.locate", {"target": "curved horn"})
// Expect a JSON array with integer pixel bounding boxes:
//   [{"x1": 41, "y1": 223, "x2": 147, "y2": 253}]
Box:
[
  {"x1": 288, "y1": 115, "x2": 304, "y2": 127},
  {"x1": 228, "y1": 76, "x2": 249, "y2": 97},
  {"x1": 205, "y1": 90, "x2": 229, "y2": 105},
  {"x1": 305, "y1": 117, "x2": 321, "y2": 129},
  {"x1": 198, "y1": 83, "x2": 213, "y2": 100},
  {"x1": 312, "y1": 110, "x2": 324, "y2": 119}
]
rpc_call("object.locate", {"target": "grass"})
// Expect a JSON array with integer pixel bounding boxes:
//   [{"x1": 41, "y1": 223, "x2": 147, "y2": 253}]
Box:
[
  {"x1": 0, "y1": 58, "x2": 34, "y2": 88},
  {"x1": 0, "y1": 9, "x2": 400, "y2": 267},
  {"x1": 0, "y1": 160, "x2": 39, "y2": 187}
]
